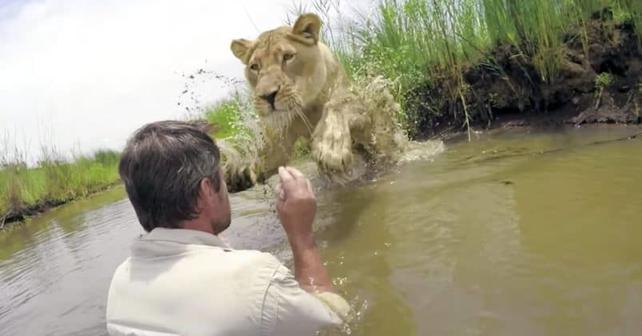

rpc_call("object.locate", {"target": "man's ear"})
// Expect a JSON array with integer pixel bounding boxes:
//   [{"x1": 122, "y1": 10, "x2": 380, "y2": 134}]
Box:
[
  {"x1": 200, "y1": 178, "x2": 212, "y2": 198},
  {"x1": 230, "y1": 39, "x2": 253, "y2": 64},
  {"x1": 194, "y1": 178, "x2": 209, "y2": 212},
  {"x1": 289, "y1": 13, "x2": 322, "y2": 45}
]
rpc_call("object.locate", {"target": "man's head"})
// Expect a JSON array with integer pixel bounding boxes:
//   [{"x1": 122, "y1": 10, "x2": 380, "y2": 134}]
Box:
[{"x1": 119, "y1": 120, "x2": 231, "y2": 234}]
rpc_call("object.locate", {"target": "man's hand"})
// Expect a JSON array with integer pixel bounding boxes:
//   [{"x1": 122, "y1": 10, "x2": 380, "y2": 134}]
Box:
[
  {"x1": 275, "y1": 166, "x2": 333, "y2": 293},
  {"x1": 275, "y1": 166, "x2": 316, "y2": 243}
]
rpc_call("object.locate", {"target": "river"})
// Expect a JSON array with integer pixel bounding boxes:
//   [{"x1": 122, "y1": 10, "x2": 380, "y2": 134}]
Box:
[{"x1": 1, "y1": 125, "x2": 641, "y2": 336}]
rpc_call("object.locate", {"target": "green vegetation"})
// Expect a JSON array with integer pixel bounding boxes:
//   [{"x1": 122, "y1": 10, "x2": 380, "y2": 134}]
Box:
[
  {"x1": 594, "y1": 72, "x2": 614, "y2": 108},
  {"x1": 0, "y1": 149, "x2": 120, "y2": 226},
  {"x1": 205, "y1": 99, "x2": 245, "y2": 140},
  {"x1": 314, "y1": 0, "x2": 642, "y2": 135},
  {"x1": 204, "y1": 93, "x2": 260, "y2": 143},
  {"x1": 339, "y1": 0, "x2": 641, "y2": 88}
]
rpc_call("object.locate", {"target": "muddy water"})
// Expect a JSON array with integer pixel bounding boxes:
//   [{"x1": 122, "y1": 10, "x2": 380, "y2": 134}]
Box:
[{"x1": 1, "y1": 126, "x2": 641, "y2": 336}]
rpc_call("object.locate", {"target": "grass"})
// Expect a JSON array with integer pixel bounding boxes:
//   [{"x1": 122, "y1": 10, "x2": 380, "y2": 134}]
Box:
[
  {"x1": 203, "y1": 91, "x2": 261, "y2": 142},
  {"x1": 305, "y1": 0, "x2": 642, "y2": 136},
  {"x1": 343, "y1": 0, "x2": 641, "y2": 85},
  {"x1": 0, "y1": 148, "x2": 120, "y2": 226},
  {"x1": 594, "y1": 72, "x2": 615, "y2": 108},
  {"x1": 205, "y1": 99, "x2": 244, "y2": 140}
]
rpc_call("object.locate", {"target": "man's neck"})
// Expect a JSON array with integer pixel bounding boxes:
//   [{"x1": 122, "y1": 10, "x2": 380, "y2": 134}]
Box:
[{"x1": 180, "y1": 219, "x2": 215, "y2": 235}]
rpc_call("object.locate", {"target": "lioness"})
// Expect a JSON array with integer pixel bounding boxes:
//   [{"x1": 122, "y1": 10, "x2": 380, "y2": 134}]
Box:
[{"x1": 224, "y1": 13, "x2": 405, "y2": 192}]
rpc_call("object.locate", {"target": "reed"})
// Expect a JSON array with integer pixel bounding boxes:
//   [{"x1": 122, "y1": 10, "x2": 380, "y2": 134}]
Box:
[
  {"x1": 316, "y1": 0, "x2": 641, "y2": 135},
  {"x1": 0, "y1": 146, "x2": 120, "y2": 225},
  {"x1": 344, "y1": 0, "x2": 641, "y2": 83}
]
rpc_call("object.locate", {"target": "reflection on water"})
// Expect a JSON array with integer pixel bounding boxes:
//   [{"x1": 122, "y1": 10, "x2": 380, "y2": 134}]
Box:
[
  {"x1": 1, "y1": 126, "x2": 642, "y2": 336},
  {"x1": 0, "y1": 187, "x2": 139, "y2": 336}
]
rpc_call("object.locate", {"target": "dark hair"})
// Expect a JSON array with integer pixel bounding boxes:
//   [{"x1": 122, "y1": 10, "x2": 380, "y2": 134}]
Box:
[{"x1": 119, "y1": 120, "x2": 221, "y2": 231}]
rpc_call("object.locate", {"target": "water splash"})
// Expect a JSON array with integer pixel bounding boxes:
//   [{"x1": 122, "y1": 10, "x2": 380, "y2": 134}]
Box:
[{"x1": 399, "y1": 140, "x2": 446, "y2": 163}]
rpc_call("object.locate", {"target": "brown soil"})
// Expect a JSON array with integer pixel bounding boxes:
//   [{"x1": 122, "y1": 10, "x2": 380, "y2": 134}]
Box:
[{"x1": 408, "y1": 10, "x2": 642, "y2": 138}]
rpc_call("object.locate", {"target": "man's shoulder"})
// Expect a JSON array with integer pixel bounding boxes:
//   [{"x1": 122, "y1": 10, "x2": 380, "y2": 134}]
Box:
[
  {"x1": 114, "y1": 243, "x2": 282, "y2": 278},
  {"x1": 185, "y1": 244, "x2": 280, "y2": 265},
  {"x1": 216, "y1": 248, "x2": 284, "y2": 279},
  {"x1": 108, "y1": 247, "x2": 286, "y2": 303},
  {"x1": 177, "y1": 245, "x2": 285, "y2": 282}
]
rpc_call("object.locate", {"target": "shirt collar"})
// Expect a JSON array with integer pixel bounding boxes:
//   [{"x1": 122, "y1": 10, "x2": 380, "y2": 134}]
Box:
[{"x1": 140, "y1": 227, "x2": 230, "y2": 248}]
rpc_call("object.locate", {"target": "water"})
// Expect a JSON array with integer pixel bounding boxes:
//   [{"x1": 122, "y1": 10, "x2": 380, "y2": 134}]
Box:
[{"x1": 1, "y1": 126, "x2": 642, "y2": 336}]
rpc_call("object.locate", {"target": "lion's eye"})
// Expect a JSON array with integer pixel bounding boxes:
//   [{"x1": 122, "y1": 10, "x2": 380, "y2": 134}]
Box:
[
  {"x1": 249, "y1": 63, "x2": 260, "y2": 71},
  {"x1": 283, "y1": 53, "x2": 295, "y2": 62}
]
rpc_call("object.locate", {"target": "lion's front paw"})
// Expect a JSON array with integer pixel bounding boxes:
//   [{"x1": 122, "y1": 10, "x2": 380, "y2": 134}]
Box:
[
  {"x1": 312, "y1": 130, "x2": 354, "y2": 180},
  {"x1": 224, "y1": 162, "x2": 257, "y2": 193}
]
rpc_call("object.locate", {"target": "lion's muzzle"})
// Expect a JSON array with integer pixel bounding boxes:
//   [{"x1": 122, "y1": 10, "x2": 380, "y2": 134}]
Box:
[{"x1": 259, "y1": 87, "x2": 279, "y2": 111}]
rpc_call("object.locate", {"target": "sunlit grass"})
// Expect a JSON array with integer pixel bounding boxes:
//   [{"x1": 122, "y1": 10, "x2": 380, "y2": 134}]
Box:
[
  {"x1": 202, "y1": 91, "x2": 262, "y2": 150},
  {"x1": 0, "y1": 148, "x2": 120, "y2": 225},
  {"x1": 340, "y1": 0, "x2": 640, "y2": 85},
  {"x1": 204, "y1": 98, "x2": 247, "y2": 140},
  {"x1": 308, "y1": 0, "x2": 642, "y2": 135}
]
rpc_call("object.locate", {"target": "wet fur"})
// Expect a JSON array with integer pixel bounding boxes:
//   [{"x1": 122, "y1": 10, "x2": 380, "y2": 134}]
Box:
[{"x1": 225, "y1": 13, "x2": 406, "y2": 192}]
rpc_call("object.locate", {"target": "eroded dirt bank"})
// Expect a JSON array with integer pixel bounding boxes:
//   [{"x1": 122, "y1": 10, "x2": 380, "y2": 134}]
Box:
[{"x1": 408, "y1": 10, "x2": 642, "y2": 137}]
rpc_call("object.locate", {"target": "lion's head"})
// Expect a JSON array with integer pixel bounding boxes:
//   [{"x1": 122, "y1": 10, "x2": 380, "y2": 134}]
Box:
[{"x1": 230, "y1": 14, "x2": 329, "y2": 131}]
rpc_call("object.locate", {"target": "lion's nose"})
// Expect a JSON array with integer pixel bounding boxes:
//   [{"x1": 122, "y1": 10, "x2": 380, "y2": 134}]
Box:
[{"x1": 260, "y1": 89, "x2": 278, "y2": 110}]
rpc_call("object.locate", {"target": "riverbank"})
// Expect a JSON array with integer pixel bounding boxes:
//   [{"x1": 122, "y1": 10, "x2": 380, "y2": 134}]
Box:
[
  {"x1": 207, "y1": 2, "x2": 642, "y2": 150},
  {"x1": 0, "y1": 150, "x2": 120, "y2": 228},
  {"x1": 320, "y1": 1, "x2": 642, "y2": 139},
  {"x1": 409, "y1": 11, "x2": 642, "y2": 139}
]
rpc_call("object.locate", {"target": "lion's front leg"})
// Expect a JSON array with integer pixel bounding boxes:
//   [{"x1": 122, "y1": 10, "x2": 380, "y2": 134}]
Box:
[
  {"x1": 219, "y1": 139, "x2": 258, "y2": 193},
  {"x1": 311, "y1": 102, "x2": 362, "y2": 180},
  {"x1": 220, "y1": 130, "x2": 295, "y2": 193},
  {"x1": 257, "y1": 131, "x2": 296, "y2": 181}
]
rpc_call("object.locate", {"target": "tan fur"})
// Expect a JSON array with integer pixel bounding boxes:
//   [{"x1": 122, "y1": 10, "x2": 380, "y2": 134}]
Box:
[{"x1": 225, "y1": 13, "x2": 405, "y2": 191}]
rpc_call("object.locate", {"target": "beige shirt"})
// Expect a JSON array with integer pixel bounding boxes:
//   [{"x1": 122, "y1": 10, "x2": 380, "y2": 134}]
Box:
[{"x1": 106, "y1": 228, "x2": 349, "y2": 336}]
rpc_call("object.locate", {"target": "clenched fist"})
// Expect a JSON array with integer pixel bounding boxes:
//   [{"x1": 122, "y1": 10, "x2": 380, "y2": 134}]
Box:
[{"x1": 275, "y1": 166, "x2": 316, "y2": 242}]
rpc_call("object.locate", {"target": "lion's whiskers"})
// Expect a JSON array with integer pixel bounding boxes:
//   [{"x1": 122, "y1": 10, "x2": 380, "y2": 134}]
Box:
[
  {"x1": 254, "y1": 85, "x2": 313, "y2": 137},
  {"x1": 286, "y1": 93, "x2": 313, "y2": 135}
]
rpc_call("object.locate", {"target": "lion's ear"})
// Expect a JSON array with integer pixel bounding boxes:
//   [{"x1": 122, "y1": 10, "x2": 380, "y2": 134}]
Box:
[
  {"x1": 290, "y1": 13, "x2": 322, "y2": 45},
  {"x1": 230, "y1": 39, "x2": 253, "y2": 64}
]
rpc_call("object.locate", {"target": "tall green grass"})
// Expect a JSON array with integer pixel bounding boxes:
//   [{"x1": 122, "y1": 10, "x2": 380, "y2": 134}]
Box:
[
  {"x1": 315, "y1": 0, "x2": 642, "y2": 135},
  {"x1": 204, "y1": 98, "x2": 248, "y2": 140},
  {"x1": 340, "y1": 0, "x2": 640, "y2": 86},
  {"x1": 0, "y1": 148, "x2": 120, "y2": 226}
]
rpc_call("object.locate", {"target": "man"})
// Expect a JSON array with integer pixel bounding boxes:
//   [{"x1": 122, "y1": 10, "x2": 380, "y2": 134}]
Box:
[{"x1": 106, "y1": 120, "x2": 349, "y2": 336}]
